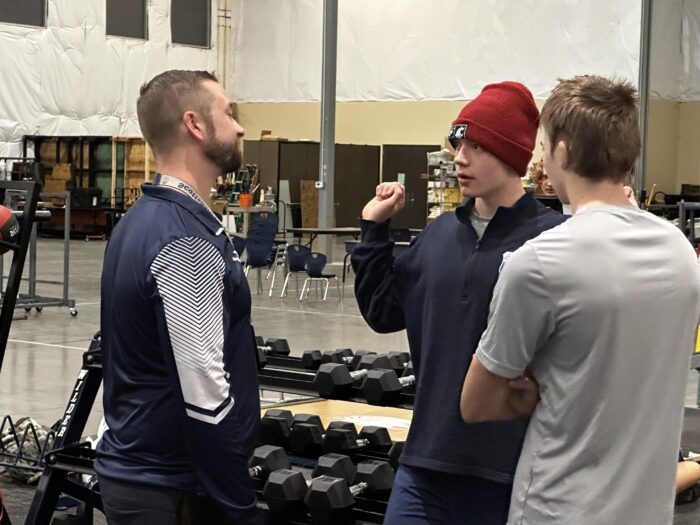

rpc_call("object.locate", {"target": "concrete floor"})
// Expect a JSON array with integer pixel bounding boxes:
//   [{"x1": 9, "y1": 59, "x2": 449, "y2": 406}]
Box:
[{"x1": 1, "y1": 237, "x2": 699, "y2": 523}]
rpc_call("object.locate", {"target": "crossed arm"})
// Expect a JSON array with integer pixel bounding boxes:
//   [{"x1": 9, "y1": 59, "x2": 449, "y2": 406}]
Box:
[
  {"x1": 460, "y1": 244, "x2": 553, "y2": 423},
  {"x1": 460, "y1": 356, "x2": 540, "y2": 423}
]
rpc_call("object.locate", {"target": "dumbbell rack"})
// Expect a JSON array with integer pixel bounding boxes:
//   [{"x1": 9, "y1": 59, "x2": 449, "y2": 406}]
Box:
[
  {"x1": 258, "y1": 364, "x2": 416, "y2": 410},
  {"x1": 22, "y1": 336, "x2": 395, "y2": 524}
]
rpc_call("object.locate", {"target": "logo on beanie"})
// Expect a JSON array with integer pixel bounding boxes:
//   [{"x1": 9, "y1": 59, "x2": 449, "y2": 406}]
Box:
[{"x1": 448, "y1": 124, "x2": 468, "y2": 149}]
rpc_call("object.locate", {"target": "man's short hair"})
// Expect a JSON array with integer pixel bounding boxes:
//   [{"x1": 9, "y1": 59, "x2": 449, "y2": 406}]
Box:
[
  {"x1": 137, "y1": 70, "x2": 218, "y2": 156},
  {"x1": 541, "y1": 75, "x2": 640, "y2": 183}
]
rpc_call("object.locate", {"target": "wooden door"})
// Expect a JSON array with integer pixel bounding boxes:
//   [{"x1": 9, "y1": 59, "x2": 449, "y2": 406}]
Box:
[
  {"x1": 334, "y1": 145, "x2": 380, "y2": 226},
  {"x1": 382, "y1": 145, "x2": 439, "y2": 229}
]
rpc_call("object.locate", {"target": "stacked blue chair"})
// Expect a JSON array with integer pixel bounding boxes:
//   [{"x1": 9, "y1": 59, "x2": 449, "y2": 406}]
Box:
[
  {"x1": 231, "y1": 235, "x2": 246, "y2": 258},
  {"x1": 244, "y1": 212, "x2": 278, "y2": 294},
  {"x1": 300, "y1": 252, "x2": 340, "y2": 301},
  {"x1": 280, "y1": 244, "x2": 311, "y2": 298}
]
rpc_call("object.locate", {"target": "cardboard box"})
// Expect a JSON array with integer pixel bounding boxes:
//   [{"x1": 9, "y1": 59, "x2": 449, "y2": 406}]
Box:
[
  {"x1": 50, "y1": 164, "x2": 72, "y2": 181},
  {"x1": 39, "y1": 141, "x2": 69, "y2": 164},
  {"x1": 211, "y1": 199, "x2": 228, "y2": 215},
  {"x1": 43, "y1": 178, "x2": 65, "y2": 193}
]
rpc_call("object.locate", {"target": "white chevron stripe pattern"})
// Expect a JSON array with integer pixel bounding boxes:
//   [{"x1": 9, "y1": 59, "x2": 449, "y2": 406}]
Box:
[{"x1": 151, "y1": 237, "x2": 233, "y2": 425}]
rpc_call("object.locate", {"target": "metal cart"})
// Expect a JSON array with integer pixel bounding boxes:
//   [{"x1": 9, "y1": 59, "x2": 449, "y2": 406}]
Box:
[{"x1": 0, "y1": 191, "x2": 77, "y2": 317}]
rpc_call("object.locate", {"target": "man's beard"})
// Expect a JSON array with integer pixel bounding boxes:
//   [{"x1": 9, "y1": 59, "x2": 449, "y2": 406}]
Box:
[{"x1": 203, "y1": 135, "x2": 242, "y2": 175}]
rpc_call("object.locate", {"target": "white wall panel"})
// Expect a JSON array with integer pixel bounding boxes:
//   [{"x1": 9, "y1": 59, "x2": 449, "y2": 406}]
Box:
[
  {"x1": 681, "y1": 0, "x2": 700, "y2": 100},
  {"x1": 231, "y1": 0, "x2": 643, "y2": 102},
  {"x1": 0, "y1": 0, "x2": 219, "y2": 156}
]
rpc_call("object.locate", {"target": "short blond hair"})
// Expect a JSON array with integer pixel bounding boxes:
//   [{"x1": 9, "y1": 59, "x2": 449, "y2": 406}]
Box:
[{"x1": 541, "y1": 75, "x2": 640, "y2": 183}]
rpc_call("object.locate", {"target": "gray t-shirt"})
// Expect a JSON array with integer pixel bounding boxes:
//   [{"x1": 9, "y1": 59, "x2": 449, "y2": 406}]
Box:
[
  {"x1": 476, "y1": 205, "x2": 700, "y2": 525},
  {"x1": 470, "y1": 208, "x2": 490, "y2": 239}
]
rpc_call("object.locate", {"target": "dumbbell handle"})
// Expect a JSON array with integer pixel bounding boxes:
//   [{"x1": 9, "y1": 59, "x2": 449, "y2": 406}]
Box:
[
  {"x1": 349, "y1": 369, "x2": 369, "y2": 381},
  {"x1": 399, "y1": 375, "x2": 415, "y2": 387},
  {"x1": 349, "y1": 481, "x2": 369, "y2": 497},
  {"x1": 249, "y1": 465, "x2": 266, "y2": 478}
]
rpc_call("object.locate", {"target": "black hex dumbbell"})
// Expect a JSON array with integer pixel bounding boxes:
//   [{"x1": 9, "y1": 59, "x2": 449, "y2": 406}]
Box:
[
  {"x1": 259, "y1": 409, "x2": 294, "y2": 447},
  {"x1": 386, "y1": 351, "x2": 411, "y2": 375},
  {"x1": 314, "y1": 356, "x2": 392, "y2": 399},
  {"x1": 258, "y1": 337, "x2": 291, "y2": 356},
  {"x1": 321, "y1": 349, "x2": 376, "y2": 370},
  {"x1": 300, "y1": 350, "x2": 324, "y2": 370},
  {"x1": 324, "y1": 425, "x2": 405, "y2": 470},
  {"x1": 262, "y1": 453, "x2": 356, "y2": 516},
  {"x1": 322, "y1": 425, "x2": 393, "y2": 455},
  {"x1": 305, "y1": 460, "x2": 395, "y2": 524},
  {"x1": 288, "y1": 417, "x2": 356, "y2": 457},
  {"x1": 362, "y1": 368, "x2": 416, "y2": 406},
  {"x1": 248, "y1": 445, "x2": 291, "y2": 480}
]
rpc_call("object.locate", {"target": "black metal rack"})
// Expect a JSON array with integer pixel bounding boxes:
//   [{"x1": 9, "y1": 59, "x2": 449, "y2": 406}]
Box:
[
  {"x1": 24, "y1": 334, "x2": 103, "y2": 525},
  {"x1": 0, "y1": 181, "x2": 41, "y2": 374},
  {"x1": 0, "y1": 181, "x2": 40, "y2": 524}
]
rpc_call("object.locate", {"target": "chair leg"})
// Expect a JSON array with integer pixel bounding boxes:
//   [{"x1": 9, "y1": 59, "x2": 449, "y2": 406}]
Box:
[
  {"x1": 268, "y1": 265, "x2": 277, "y2": 297},
  {"x1": 244, "y1": 264, "x2": 250, "y2": 277},
  {"x1": 280, "y1": 273, "x2": 291, "y2": 298},
  {"x1": 257, "y1": 268, "x2": 263, "y2": 294},
  {"x1": 299, "y1": 279, "x2": 309, "y2": 301},
  {"x1": 334, "y1": 277, "x2": 341, "y2": 300},
  {"x1": 323, "y1": 278, "x2": 330, "y2": 301},
  {"x1": 266, "y1": 250, "x2": 279, "y2": 280}
]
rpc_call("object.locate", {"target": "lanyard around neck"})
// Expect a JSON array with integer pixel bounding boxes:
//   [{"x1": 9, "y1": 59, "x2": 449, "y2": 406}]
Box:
[{"x1": 153, "y1": 173, "x2": 233, "y2": 241}]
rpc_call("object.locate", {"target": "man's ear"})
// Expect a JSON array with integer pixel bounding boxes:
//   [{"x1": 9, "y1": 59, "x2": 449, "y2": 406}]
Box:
[
  {"x1": 554, "y1": 140, "x2": 569, "y2": 171},
  {"x1": 182, "y1": 110, "x2": 206, "y2": 141}
]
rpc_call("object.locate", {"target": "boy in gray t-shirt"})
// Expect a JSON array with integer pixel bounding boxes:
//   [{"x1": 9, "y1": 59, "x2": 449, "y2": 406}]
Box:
[{"x1": 461, "y1": 75, "x2": 700, "y2": 525}]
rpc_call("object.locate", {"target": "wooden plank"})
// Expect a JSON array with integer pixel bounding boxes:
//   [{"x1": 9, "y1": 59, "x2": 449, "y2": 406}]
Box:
[
  {"x1": 70, "y1": 143, "x2": 90, "y2": 169},
  {"x1": 261, "y1": 399, "x2": 412, "y2": 442},
  {"x1": 300, "y1": 180, "x2": 318, "y2": 229}
]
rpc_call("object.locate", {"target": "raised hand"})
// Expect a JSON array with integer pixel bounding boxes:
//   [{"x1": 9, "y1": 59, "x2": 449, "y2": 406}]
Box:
[{"x1": 361, "y1": 182, "x2": 406, "y2": 223}]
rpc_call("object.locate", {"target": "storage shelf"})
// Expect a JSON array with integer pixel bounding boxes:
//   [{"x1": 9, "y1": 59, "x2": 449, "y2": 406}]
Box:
[{"x1": 426, "y1": 156, "x2": 459, "y2": 221}]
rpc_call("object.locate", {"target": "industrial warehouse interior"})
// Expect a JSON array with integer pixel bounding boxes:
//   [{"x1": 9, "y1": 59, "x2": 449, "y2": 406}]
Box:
[{"x1": 1, "y1": 1, "x2": 700, "y2": 524}]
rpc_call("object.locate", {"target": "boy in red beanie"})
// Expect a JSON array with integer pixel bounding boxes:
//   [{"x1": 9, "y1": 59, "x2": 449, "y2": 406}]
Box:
[
  {"x1": 461, "y1": 75, "x2": 700, "y2": 524},
  {"x1": 352, "y1": 81, "x2": 566, "y2": 524}
]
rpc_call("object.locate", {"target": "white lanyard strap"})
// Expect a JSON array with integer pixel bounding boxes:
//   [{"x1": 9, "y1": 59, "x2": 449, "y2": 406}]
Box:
[{"x1": 153, "y1": 173, "x2": 230, "y2": 238}]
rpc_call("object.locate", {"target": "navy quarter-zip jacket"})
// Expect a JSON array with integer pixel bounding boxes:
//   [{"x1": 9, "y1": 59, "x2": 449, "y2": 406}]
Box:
[
  {"x1": 352, "y1": 192, "x2": 566, "y2": 482},
  {"x1": 97, "y1": 183, "x2": 260, "y2": 518}
]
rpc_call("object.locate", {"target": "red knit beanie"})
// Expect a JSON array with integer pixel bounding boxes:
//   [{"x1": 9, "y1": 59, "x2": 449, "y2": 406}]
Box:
[{"x1": 449, "y1": 81, "x2": 539, "y2": 176}]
